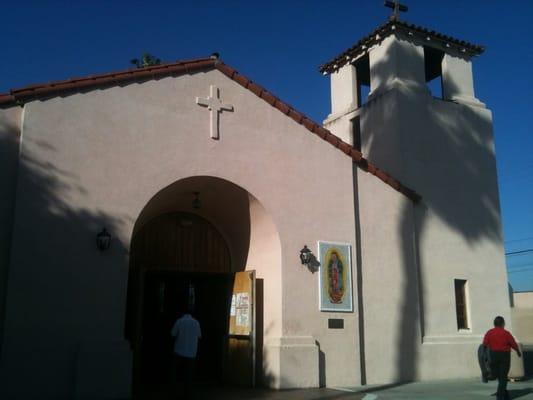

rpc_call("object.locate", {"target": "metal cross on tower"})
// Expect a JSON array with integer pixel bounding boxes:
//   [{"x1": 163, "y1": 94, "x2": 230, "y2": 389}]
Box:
[{"x1": 384, "y1": 0, "x2": 408, "y2": 21}]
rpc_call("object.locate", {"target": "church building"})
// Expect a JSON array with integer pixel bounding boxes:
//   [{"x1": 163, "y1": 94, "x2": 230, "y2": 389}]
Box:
[{"x1": 0, "y1": 10, "x2": 511, "y2": 400}]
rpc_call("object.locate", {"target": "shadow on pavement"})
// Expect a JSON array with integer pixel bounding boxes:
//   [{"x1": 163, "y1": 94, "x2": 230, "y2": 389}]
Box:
[
  {"x1": 348, "y1": 381, "x2": 413, "y2": 395},
  {"x1": 509, "y1": 388, "x2": 533, "y2": 399},
  {"x1": 140, "y1": 383, "x2": 365, "y2": 400}
]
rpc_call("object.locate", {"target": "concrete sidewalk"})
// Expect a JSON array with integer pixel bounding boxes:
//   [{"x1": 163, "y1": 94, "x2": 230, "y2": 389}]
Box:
[
  {"x1": 140, "y1": 378, "x2": 533, "y2": 399},
  {"x1": 342, "y1": 378, "x2": 533, "y2": 400},
  {"x1": 140, "y1": 383, "x2": 365, "y2": 399}
]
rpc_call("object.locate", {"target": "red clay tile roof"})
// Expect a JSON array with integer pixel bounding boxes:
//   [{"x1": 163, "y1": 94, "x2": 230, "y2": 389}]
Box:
[
  {"x1": 0, "y1": 93, "x2": 16, "y2": 105},
  {"x1": 0, "y1": 57, "x2": 420, "y2": 202},
  {"x1": 0, "y1": 57, "x2": 215, "y2": 105},
  {"x1": 320, "y1": 19, "x2": 484, "y2": 74}
]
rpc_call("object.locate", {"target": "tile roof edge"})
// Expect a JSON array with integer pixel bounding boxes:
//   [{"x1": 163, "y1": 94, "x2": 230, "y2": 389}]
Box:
[
  {"x1": 1, "y1": 57, "x2": 216, "y2": 107},
  {"x1": 320, "y1": 19, "x2": 484, "y2": 74},
  {"x1": 0, "y1": 93, "x2": 17, "y2": 107},
  {"x1": 214, "y1": 61, "x2": 421, "y2": 202}
]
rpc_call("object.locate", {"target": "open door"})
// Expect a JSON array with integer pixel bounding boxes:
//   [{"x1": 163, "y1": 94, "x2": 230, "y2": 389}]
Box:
[{"x1": 226, "y1": 270, "x2": 256, "y2": 386}]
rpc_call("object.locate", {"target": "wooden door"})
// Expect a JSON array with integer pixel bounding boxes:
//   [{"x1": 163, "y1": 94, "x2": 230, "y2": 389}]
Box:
[
  {"x1": 226, "y1": 270, "x2": 256, "y2": 386},
  {"x1": 130, "y1": 212, "x2": 231, "y2": 273}
]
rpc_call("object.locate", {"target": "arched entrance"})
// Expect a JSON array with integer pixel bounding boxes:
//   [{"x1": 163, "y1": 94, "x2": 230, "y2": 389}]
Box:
[{"x1": 125, "y1": 176, "x2": 282, "y2": 398}]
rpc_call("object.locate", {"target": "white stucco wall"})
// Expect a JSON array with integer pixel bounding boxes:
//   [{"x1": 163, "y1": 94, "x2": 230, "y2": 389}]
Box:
[
  {"x1": 357, "y1": 169, "x2": 421, "y2": 384},
  {"x1": 0, "y1": 69, "x2": 360, "y2": 398},
  {"x1": 514, "y1": 292, "x2": 533, "y2": 309},
  {"x1": 511, "y1": 292, "x2": 533, "y2": 345}
]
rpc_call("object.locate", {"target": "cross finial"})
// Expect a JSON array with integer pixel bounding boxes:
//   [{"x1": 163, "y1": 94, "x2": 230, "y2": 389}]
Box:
[{"x1": 384, "y1": 0, "x2": 408, "y2": 21}]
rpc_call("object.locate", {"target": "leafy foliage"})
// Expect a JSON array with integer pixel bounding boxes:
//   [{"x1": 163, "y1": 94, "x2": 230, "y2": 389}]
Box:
[{"x1": 130, "y1": 53, "x2": 162, "y2": 68}]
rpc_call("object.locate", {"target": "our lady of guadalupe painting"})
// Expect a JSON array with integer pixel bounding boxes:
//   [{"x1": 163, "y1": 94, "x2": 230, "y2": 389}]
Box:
[{"x1": 318, "y1": 241, "x2": 353, "y2": 312}]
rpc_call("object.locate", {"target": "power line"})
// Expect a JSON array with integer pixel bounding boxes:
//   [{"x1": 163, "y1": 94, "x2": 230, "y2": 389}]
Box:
[
  {"x1": 508, "y1": 266, "x2": 533, "y2": 274},
  {"x1": 505, "y1": 236, "x2": 533, "y2": 244},
  {"x1": 499, "y1": 162, "x2": 533, "y2": 179},
  {"x1": 505, "y1": 249, "x2": 533, "y2": 256},
  {"x1": 500, "y1": 169, "x2": 533, "y2": 181},
  {"x1": 508, "y1": 262, "x2": 533, "y2": 269},
  {"x1": 500, "y1": 175, "x2": 533, "y2": 186}
]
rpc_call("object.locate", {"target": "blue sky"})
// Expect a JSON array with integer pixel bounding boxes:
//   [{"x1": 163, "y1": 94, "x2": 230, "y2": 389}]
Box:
[{"x1": 2, "y1": 1, "x2": 532, "y2": 290}]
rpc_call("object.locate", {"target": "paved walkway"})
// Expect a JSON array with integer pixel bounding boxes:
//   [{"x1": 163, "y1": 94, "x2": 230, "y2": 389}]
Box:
[
  {"x1": 140, "y1": 383, "x2": 364, "y2": 399},
  {"x1": 341, "y1": 378, "x2": 533, "y2": 400},
  {"x1": 140, "y1": 378, "x2": 533, "y2": 399}
]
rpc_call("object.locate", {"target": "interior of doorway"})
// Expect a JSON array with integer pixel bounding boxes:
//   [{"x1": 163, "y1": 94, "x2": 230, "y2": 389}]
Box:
[
  {"x1": 126, "y1": 178, "x2": 280, "y2": 397},
  {"x1": 140, "y1": 270, "x2": 234, "y2": 388}
]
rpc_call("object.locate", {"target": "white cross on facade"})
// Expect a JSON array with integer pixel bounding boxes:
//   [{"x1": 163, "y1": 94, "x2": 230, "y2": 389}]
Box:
[{"x1": 195, "y1": 85, "x2": 234, "y2": 140}]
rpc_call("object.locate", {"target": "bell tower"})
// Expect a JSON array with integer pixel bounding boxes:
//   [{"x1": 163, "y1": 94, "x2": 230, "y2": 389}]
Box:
[
  {"x1": 321, "y1": 5, "x2": 513, "y2": 384},
  {"x1": 321, "y1": 5, "x2": 487, "y2": 182}
]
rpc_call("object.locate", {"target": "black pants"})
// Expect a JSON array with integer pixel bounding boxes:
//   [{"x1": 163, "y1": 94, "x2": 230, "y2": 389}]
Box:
[
  {"x1": 174, "y1": 355, "x2": 196, "y2": 399},
  {"x1": 490, "y1": 351, "x2": 511, "y2": 400}
]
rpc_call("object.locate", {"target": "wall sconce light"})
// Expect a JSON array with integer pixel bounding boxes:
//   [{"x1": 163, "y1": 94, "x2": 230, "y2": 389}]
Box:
[
  {"x1": 96, "y1": 228, "x2": 111, "y2": 252},
  {"x1": 192, "y1": 192, "x2": 201, "y2": 210},
  {"x1": 299, "y1": 245, "x2": 312, "y2": 265},
  {"x1": 300, "y1": 245, "x2": 320, "y2": 273}
]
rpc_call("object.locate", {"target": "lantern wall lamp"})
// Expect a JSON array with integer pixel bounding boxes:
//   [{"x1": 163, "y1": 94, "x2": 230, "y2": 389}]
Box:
[
  {"x1": 300, "y1": 245, "x2": 312, "y2": 266},
  {"x1": 96, "y1": 228, "x2": 112, "y2": 252},
  {"x1": 192, "y1": 192, "x2": 201, "y2": 210},
  {"x1": 299, "y1": 245, "x2": 320, "y2": 273}
]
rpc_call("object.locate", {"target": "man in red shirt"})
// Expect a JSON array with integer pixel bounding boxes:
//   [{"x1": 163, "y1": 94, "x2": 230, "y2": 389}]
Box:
[{"x1": 482, "y1": 316, "x2": 521, "y2": 400}]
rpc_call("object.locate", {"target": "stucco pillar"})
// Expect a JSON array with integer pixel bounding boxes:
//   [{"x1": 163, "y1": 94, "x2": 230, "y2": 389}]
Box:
[
  {"x1": 369, "y1": 35, "x2": 426, "y2": 98},
  {"x1": 324, "y1": 64, "x2": 359, "y2": 145},
  {"x1": 442, "y1": 54, "x2": 485, "y2": 107},
  {"x1": 330, "y1": 64, "x2": 358, "y2": 116}
]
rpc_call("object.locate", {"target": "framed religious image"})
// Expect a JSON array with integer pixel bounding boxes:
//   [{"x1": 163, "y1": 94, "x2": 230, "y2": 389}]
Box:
[{"x1": 318, "y1": 241, "x2": 353, "y2": 312}]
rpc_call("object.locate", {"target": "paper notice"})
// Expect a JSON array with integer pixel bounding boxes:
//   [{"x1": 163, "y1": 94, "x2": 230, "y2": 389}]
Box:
[
  {"x1": 230, "y1": 294, "x2": 236, "y2": 316},
  {"x1": 236, "y1": 307, "x2": 249, "y2": 327}
]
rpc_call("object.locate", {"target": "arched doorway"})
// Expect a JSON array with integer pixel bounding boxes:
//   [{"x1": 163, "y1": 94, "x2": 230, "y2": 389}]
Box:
[{"x1": 125, "y1": 176, "x2": 281, "y2": 398}]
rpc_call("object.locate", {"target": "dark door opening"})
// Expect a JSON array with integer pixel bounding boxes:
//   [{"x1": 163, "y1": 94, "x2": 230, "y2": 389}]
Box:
[
  {"x1": 127, "y1": 211, "x2": 257, "y2": 398},
  {"x1": 140, "y1": 271, "x2": 234, "y2": 387}
]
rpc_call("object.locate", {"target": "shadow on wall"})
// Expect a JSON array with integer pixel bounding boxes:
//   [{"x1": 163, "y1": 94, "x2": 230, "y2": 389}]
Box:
[
  {"x1": 316, "y1": 341, "x2": 326, "y2": 388},
  {"x1": 0, "y1": 117, "x2": 130, "y2": 398},
  {"x1": 260, "y1": 320, "x2": 277, "y2": 389},
  {"x1": 361, "y1": 47, "x2": 503, "y2": 382},
  {"x1": 0, "y1": 117, "x2": 19, "y2": 360}
]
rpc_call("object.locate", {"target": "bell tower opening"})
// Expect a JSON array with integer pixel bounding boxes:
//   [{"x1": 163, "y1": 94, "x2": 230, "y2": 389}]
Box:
[{"x1": 424, "y1": 46, "x2": 444, "y2": 98}]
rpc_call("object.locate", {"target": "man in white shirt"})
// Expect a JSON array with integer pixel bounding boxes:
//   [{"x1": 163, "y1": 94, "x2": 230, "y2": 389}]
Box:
[{"x1": 171, "y1": 308, "x2": 201, "y2": 398}]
